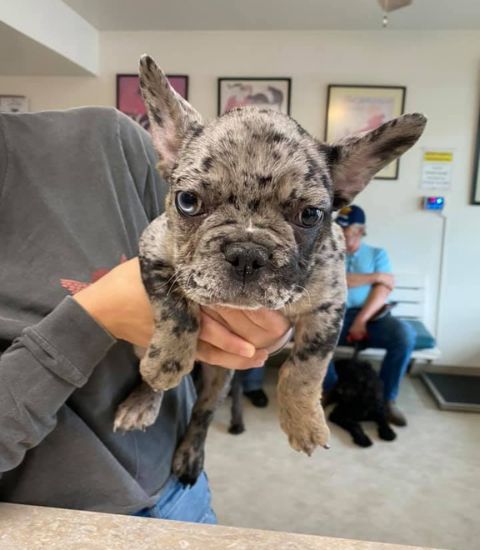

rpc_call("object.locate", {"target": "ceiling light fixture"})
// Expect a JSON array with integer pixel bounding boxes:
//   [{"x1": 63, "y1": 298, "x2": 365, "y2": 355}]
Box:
[{"x1": 378, "y1": 0, "x2": 413, "y2": 28}]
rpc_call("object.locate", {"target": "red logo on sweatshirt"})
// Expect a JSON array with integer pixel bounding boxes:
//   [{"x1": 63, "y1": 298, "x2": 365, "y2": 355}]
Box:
[{"x1": 60, "y1": 255, "x2": 127, "y2": 295}]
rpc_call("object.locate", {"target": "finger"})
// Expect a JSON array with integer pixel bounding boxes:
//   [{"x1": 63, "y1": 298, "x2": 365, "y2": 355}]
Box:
[
  {"x1": 242, "y1": 308, "x2": 290, "y2": 337},
  {"x1": 196, "y1": 341, "x2": 268, "y2": 370},
  {"x1": 200, "y1": 311, "x2": 256, "y2": 358},
  {"x1": 214, "y1": 307, "x2": 289, "y2": 347},
  {"x1": 213, "y1": 307, "x2": 269, "y2": 345}
]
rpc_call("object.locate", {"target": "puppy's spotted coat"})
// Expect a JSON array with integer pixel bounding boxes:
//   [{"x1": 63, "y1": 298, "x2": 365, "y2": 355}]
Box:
[{"x1": 114, "y1": 55, "x2": 426, "y2": 485}]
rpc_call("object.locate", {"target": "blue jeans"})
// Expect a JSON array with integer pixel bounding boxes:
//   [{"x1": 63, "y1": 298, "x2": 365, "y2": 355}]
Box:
[
  {"x1": 241, "y1": 366, "x2": 265, "y2": 392},
  {"x1": 323, "y1": 309, "x2": 416, "y2": 401},
  {"x1": 134, "y1": 472, "x2": 217, "y2": 524}
]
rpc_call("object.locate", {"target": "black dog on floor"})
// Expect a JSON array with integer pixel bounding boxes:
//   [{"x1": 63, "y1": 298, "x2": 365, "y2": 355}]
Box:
[{"x1": 328, "y1": 354, "x2": 396, "y2": 447}]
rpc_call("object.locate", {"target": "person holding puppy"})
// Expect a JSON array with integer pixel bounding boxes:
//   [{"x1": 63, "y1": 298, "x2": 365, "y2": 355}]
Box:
[
  {"x1": 323, "y1": 205, "x2": 416, "y2": 426},
  {"x1": 0, "y1": 108, "x2": 291, "y2": 522}
]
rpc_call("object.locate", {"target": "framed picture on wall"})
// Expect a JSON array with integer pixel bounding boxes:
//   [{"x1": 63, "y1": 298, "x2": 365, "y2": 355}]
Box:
[
  {"x1": 116, "y1": 74, "x2": 189, "y2": 130},
  {"x1": 471, "y1": 105, "x2": 480, "y2": 205},
  {"x1": 325, "y1": 85, "x2": 406, "y2": 180},
  {"x1": 218, "y1": 78, "x2": 291, "y2": 116},
  {"x1": 0, "y1": 95, "x2": 28, "y2": 113}
]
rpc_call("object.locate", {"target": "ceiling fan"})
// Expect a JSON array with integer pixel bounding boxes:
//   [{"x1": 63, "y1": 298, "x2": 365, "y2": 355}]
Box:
[{"x1": 378, "y1": 0, "x2": 413, "y2": 27}]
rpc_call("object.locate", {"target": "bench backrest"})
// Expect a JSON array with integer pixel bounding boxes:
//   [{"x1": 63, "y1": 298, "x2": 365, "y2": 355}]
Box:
[{"x1": 390, "y1": 273, "x2": 427, "y2": 321}]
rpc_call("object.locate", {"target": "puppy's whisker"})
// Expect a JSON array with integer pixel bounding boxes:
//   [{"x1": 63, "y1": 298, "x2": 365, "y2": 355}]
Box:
[
  {"x1": 156, "y1": 271, "x2": 178, "y2": 292},
  {"x1": 295, "y1": 285, "x2": 312, "y2": 308},
  {"x1": 166, "y1": 268, "x2": 188, "y2": 297}
]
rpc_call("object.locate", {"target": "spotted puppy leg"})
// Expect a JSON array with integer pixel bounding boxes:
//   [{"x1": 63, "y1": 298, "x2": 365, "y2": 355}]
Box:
[
  {"x1": 228, "y1": 371, "x2": 245, "y2": 435},
  {"x1": 172, "y1": 364, "x2": 233, "y2": 485},
  {"x1": 277, "y1": 307, "x2": 343, "y2": 455},
  {"x1": 139, "y1": 255, "x2": 200, "y2": 392}
]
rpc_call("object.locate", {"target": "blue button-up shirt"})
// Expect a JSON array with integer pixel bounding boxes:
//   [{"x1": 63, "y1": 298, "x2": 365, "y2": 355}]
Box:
[{"x1": 346, "y1": 243, "x2": 392, "y2": 308}]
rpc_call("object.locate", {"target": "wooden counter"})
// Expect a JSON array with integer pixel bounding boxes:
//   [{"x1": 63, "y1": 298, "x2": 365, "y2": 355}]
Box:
[{"x1": 0, "y1": 503, "x2": 442, "y2": 550}]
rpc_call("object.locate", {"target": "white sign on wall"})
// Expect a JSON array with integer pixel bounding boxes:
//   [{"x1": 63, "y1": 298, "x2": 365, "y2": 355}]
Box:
[{"x1": 421, "y1": 150, "x2": 454, "y2": 191}]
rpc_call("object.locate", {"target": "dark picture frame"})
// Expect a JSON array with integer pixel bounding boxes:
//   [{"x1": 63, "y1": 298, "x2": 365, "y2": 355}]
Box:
[
  {"x1": 218, "y1": 77, "x2": 291, "y2": 116},
  {"x1": 325, "y1": 85, "x2": 406, "y2": 180},
  {"x1": 116, "y1": 74, "x2": 189, "y2": 130},
  {"x1": 471, "y1": 103, "x2": 480, "y2": 205}
]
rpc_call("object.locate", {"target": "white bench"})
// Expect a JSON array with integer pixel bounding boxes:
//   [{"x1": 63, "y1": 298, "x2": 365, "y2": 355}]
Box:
[{"x1": 335, "y1": 273, "x2": 441, "y2": 368}]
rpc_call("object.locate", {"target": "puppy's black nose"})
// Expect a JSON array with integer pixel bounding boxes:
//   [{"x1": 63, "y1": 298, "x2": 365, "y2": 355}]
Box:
[{"x1": 224, "y1": 242, "x2": 268, "y2": 283}]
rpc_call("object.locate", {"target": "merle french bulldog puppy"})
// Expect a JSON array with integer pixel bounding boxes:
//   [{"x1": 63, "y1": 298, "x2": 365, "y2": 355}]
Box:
[{"x1": 114, "y1": 55, "x2": 426, "y2": 485}]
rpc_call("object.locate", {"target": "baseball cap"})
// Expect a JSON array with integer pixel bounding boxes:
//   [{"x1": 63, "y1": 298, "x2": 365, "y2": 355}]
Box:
[{"x1": 336, "y1": 205, "x2": 366, "y2": 228}]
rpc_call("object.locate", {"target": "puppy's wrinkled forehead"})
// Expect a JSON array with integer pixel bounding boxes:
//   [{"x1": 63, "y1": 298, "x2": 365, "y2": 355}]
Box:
[
  {"x1": 172, "y1": 107, "x2": 332, "y2": 206},
  {"x1": 140, "y1": 55, "x2": 426, "y2": 211}
]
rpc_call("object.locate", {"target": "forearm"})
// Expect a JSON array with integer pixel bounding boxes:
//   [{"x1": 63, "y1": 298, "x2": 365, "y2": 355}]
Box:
[
  {"x1": 0, "y1": 297, "x2": 115, "y2": 476},
  {"x1": 346, "y1": 273, "x2": 377, "y2": 288},
  {"x1": 355, "y1": 284, "x2": 392, "y2": 323}
]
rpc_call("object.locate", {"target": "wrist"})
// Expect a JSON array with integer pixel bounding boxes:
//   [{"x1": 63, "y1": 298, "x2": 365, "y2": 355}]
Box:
[
  {"x1": 73, "y1": 287, "x2": 117, "y2": 340},
  {"x1": 353, "y1": 313, "x2": 369, "y2": 325}
]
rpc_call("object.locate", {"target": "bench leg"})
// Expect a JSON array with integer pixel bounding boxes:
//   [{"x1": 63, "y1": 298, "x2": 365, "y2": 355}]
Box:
[
  {"x1": 408, "y1": 358, "x2": 433, "y2": 377},
  {"x1": 407, "y1": 358, "x2": 416, "y2": 375}
]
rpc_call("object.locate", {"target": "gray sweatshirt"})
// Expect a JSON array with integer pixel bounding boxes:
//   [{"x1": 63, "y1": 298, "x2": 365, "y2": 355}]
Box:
[{"x1": 0, "y1": 107, "x2": 195, "y2": 513}]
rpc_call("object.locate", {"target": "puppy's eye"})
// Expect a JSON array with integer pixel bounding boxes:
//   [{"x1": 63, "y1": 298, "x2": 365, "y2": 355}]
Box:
[
  {"x1": 297, "y1": 207, "x2": 324, "y2": 228},
  {"x1": 175, "y1": 191, "x2": 203, "y2": 216}
]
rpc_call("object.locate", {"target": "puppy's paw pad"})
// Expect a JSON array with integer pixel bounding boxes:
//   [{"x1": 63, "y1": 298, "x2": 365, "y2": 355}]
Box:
[{"x1": 172, "y1": 445, "x2": 204, "y2": 486}]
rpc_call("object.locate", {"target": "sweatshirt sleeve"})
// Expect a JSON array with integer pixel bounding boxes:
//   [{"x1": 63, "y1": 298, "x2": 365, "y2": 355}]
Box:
[
  {"x1": 0, "y1": 297, "x2": 116, "y2": 476},
  {"x1": 116, "y1": 110, "x2": 167, "y2": 221}
]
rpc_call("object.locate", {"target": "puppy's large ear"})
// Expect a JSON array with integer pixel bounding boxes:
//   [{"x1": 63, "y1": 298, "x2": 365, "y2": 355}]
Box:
[
  {"x1": 324, "y1": 113, "x2": 426, "y2": 209},
  {"x1": 139, "y1": 55, "x2": 203, "y2": 178}
]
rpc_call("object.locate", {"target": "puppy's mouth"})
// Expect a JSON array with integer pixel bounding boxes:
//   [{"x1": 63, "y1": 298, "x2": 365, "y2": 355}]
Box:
[
  {"x1": 186, "y1": 287, "x2": 289, "y2": 310},
  {"x1": 180, "y1": 268, "x2": 297, "y2": 310}
]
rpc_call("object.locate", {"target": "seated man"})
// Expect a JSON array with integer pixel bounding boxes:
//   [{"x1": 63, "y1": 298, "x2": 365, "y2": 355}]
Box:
[{"x1": 323, "y1": 205, "x2": 415, "y2": 426}]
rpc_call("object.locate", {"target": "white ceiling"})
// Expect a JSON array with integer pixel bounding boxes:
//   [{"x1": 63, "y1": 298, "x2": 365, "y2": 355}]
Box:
[{"x1": 63, "y1": 0, "x2": 480, "y2": 30}]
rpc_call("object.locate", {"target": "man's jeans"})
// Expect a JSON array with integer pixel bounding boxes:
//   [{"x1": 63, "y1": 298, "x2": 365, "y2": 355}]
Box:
[
  {"x1": 241, "y1": 365, "x2": 265, "y2": 392},
  {"x1": 134, "y1": 472, "x2": 217, "y2": 524},
  {"x1": 323, "y1": 309, "x2": 416, "y2": 401}
]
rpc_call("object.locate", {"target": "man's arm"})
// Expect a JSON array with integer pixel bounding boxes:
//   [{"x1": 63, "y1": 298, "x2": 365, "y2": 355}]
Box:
[
  {"x1": 348, "y1": 247, "x2": 394, "y2": 340},
  {"x1": 348, "y1": 284, "x2": 392, "y2": 340},
  {"x1": 347, "y1": 272, "x2": 394, "y2": 289}
]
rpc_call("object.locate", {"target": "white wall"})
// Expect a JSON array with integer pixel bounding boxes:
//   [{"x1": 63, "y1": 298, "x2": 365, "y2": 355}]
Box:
[{"x1": 1, "y1": 30, "x2": 479, "y2": 366}]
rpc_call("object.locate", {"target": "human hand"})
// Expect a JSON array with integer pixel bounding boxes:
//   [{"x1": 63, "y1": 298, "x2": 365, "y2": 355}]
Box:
[
  {"x1": 74, "y1": 258, "x2": 291, "y2": 370},
  {"x1": 74, "y1": 258, "x2": 155, "y2": 348},
  {"x1": 348, "y1": 318, "x2": 368, "y2": 342},
  {"x1": 375, "y1": 273, "x2": 395, "y2": 291},
  {"x1": 197, "y1": 306, "x2": 292, "y2": 370}
]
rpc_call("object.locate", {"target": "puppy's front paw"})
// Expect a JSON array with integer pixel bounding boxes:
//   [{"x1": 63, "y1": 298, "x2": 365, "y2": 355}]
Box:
[
  {"x1": 114, "y1": 386, "x2": 163, "y2": 432},
  {"x1": 228, "y1": 422, "x2": 245, "y2": 435},
  {"x1": 353, "y1": 432, "x2": 373, "y2": 448},
  {"x1": 280, "y1": 403, "x2": 330, "y2": 455},
  {"x1": 140, "y1": 353, "x2": 190, "y2": 391},
  {"x1": 172, "y1": 442, "x2": 204, "y2": 486},
  {"x1": 378, "y1": 424, "x2": 396, "y2": 442}
]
